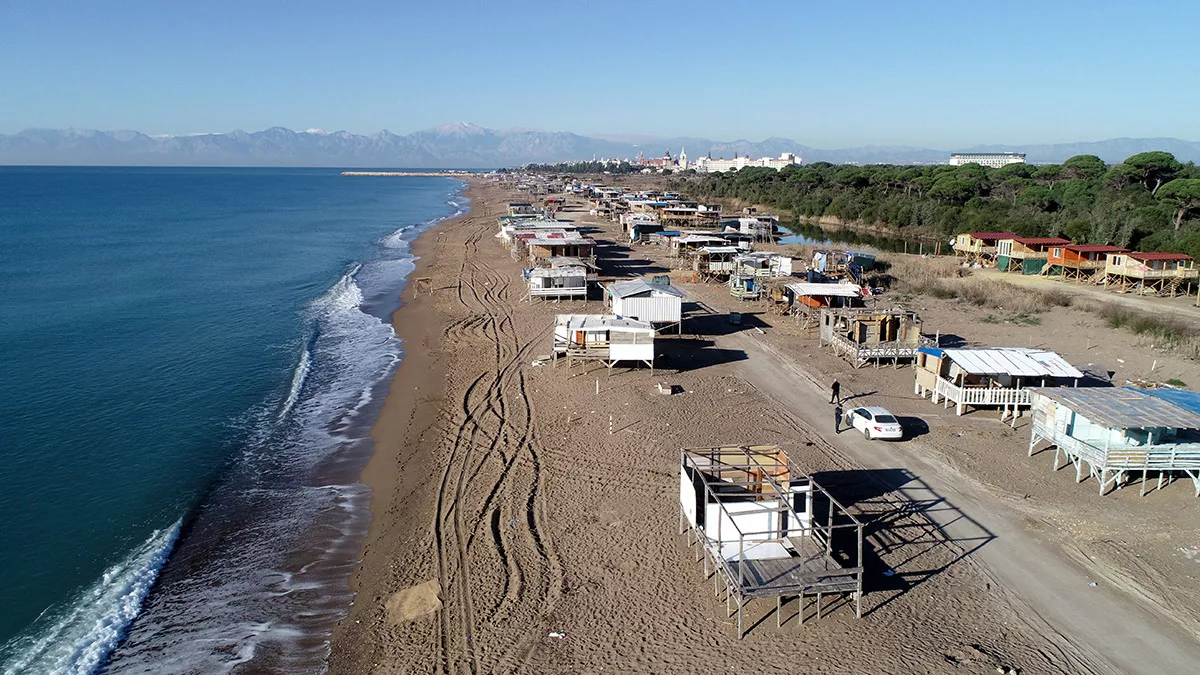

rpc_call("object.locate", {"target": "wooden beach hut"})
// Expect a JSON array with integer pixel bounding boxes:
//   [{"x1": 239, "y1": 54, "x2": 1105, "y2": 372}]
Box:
[
  {"x1": 1101, "y1": 251, "x2": 1198, "y2": 297},
  {"x1": 914, "y1": 347, "x2": 1083, "y2": 418},
  {"x1": 819, "y1": 308, "x2": 934, "y2": 368},
  {"x1": 995, "y1": 236, "x2": 1071, "y2": 275},
  {"x1": 1027, "y1": 387, "x2": 1200, "y2": 497},
  {"x1": 1044, "y1": 244, "x2": 1128, "y2": 282},
  {"x1": 679, "y1": 444, "x2": 864, "y2": 638},
  {"x1": 951, "y1": 231, "x2": 1017, "y2": 266}
]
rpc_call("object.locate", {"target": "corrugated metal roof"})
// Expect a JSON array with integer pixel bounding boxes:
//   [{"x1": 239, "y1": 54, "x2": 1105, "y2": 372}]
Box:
[
  {"x1": 1029, "y1": 387, "x2": 1200, "y2": 429},
  {"x1": 698, "y1": 246, "x2": 741, "y2": 255},
  {"x1": 607, "y1": 280, "x2": 684, "y2": 299},
  {"x1": 1139, "y1": 388, "x2": 1200, "y2": 418},
  {"x1": 1012, "y1": 237, "x2": 1071, "y2": 246},
  {"x1": 1065, "y1": 244, "x2": 1126, "y2": 253},
  {"x1": 967, "y1": 231, "x2": 1017, "y2": 241},
  {"x1": 1128, "y1": 251, "x2": 1193, "y2": 261},
  {"x1": 559, "y1": 314, "x2": 653, "y2": 333},
  {"x1": 784, "y1": 282, "x2": 862, "y2": 298},
  {"x1": 940, "y1": 348, "x2": 1083, "y2": 378}
]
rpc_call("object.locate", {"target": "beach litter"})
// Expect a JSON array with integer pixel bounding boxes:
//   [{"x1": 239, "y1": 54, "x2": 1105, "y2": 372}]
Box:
[
  {"x1": 548, "y1": 631, "x2": 566, "y2": 639},
  {"x1": 1180, "y1": 545, "x2": 1200, "y2": 562},
  {"x1": 882, "y1": 569, "x2": 896, "y2": 577}
]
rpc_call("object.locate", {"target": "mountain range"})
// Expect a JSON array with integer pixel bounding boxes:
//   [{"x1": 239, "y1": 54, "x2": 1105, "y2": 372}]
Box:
[{"x1": 2, "y1": 123, "x2": 1199, "y2": 167}]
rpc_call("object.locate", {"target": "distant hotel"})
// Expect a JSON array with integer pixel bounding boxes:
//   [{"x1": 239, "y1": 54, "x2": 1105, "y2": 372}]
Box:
[
  {"x1": 949, "y1": 152, "x2": 1026, "y2": 168},
  {"x1": 636, "y1": 148, "x2": 802, "y2": 173}
]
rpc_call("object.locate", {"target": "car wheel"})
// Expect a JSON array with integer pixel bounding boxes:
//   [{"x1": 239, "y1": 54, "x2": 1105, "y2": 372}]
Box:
[{"x1": 864, "y1": 429, "x2": 872, "y2": 440}]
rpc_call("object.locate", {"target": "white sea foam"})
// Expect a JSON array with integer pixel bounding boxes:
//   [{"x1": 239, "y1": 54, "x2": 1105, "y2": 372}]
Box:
[
  {"x1": 279, "y1": 343, "x2": 312, "y2": 419},
  {"x1": 1, "y1": 521, "x2": 181, "y2": 675},
  {"x1": 58, "y1": 186, "x2": 469, "y2": 673}
]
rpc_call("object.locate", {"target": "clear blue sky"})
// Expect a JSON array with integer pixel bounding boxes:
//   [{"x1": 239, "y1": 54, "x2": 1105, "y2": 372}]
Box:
[{"x1": 2, "y1": 0, "x2": 1197, "y2": 147}]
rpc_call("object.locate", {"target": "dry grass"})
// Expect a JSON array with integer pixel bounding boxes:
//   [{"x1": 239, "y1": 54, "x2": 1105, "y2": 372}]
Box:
[
  {"x1": 1075, "y1": 300, "x2": 1200, "y2": 361},
  {"x1": 877, "y1": 252, "x2": 1072, "y2": 315},
  {"x1": 880, "y1": 252, "x2": 1200, "y2": 360}
]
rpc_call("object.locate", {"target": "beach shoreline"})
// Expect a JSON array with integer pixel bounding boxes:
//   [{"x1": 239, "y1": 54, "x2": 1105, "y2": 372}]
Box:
[{"x1": 326, "y1": 179, "x2": 1200, "y2": 674}]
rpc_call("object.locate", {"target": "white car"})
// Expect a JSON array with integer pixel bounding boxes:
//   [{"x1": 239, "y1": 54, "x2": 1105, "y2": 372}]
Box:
[{"x1": 845, "y1": 406, "x2": 903, "y2": 440}]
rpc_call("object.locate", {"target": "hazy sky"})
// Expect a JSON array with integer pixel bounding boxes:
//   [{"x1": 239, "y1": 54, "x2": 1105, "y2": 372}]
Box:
[{"x1": 2, "y1": 0, "x2": 1198, "y2": 147}]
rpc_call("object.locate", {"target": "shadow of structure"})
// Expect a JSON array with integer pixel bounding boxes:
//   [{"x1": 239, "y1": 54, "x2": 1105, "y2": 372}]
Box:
[
  {"x1": 686, "y1": 310, "x2": 771, "y2": 337},
  {"x1": 657, "y1": 337, "x2": 747, "y2": 373},
  {"x1": 595, "y1": 244, "x2": 671, "y2": 277},
  {"x1": 811, "y1": 467, "x2": 994, "y2": 617},
  {"x1": 935, "y1": 333, "x2": 969, "y2": 348}
]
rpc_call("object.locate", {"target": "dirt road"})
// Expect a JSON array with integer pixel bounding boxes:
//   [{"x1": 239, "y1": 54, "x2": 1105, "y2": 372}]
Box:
[{"x1": 714, "y1": 321, "x2": 1200, "y2": 675}]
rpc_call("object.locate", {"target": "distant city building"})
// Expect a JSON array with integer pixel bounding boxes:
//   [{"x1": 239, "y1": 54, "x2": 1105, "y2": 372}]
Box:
[
  {"x1": 949, "y1": 152, "x2": 1026, "y2": 168},
  {"x1": 692, "y1": 152, "x2": 802, "y2": 173}
]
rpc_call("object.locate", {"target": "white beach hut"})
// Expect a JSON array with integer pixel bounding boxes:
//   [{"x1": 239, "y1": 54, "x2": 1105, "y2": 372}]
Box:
[{"x1": 605, "y1": 280, "x2": 684, "y2": 330}]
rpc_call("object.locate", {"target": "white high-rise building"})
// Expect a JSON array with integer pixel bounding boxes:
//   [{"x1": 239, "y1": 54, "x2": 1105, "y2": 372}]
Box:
[
  {"x1": 691, "y1": 152, "x2": 802, "y2": 173},
  {"x1": 949, "y1": 152, "x2": 1026, "y2": 168}
]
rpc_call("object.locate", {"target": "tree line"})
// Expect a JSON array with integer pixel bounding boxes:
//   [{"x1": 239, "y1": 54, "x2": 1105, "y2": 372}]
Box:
[{"x1": 673, "y1": 152, "x2": 1200, "y2": 259}]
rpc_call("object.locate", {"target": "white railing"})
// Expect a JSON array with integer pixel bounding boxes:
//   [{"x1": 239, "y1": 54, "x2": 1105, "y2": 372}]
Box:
[
  {"x1": 1033, "y1": 420, "x2": 1200, "y2": 470},
  {"x1": 934, "y1": 378, "x2": 1030, "y2": 414}
]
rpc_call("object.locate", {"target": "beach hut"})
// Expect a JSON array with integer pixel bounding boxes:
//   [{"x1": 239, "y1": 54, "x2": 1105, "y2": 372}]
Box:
[
  {"x1": 995, "y1": 236, "x2": 1071, "y2": 275},
  {"x1": 781, "y1": 282, "x2": 862, "y2": 310},
  {"x1": 1101, "y1": 251, "x2": 1198, "y2": 297},
  {"x1": 1044, "y1": 244, "x2": 1128, "y2": 281},
  {"x1": 525, "y1": 265, "x2": 588, "y2": 302},
  {"x1": 951, "y1": 231, "x2": 1017, "y2": 266},
  {"x1": 1027, "y1": 387, "x2": 1200, "y2": 496},
  {"x1": 819, "y1": 308, "x2": 933, "y2": 368},
  {"x1": 551, "y1": 314, "x2": 655, "y2": 370},
  {"x1": 515, "y1": 233, "x2": 596, "y2": 264},
  {"x1": 604, "y1": 280, "x2": 684, "y2": 331},
  {"x1": 690, "y1": 246, "x2": 740, "y2": 279},
  {"x1": 679, "y1": 445, "x2": 864, "y2": 638},
  {"x1": 914, "y1": 347, "x2": 1083, "y2": 418},
  {"x1": 507, "y1": 202, "x2": 537, "y2": 216}
]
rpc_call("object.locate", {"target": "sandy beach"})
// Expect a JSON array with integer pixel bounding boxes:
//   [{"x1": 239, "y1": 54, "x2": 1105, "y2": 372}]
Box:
[{"x1": 328, "y1": 178, "x2": 1200, "y2": 674}]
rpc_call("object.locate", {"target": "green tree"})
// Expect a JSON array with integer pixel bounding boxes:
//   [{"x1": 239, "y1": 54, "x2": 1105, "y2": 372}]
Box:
[
  {"x1": 1062, "y1": 154, "x2": 1107, "y2": 180},
  {"x1": 928, "y1": 176, "x2": 980, "y2": 204},
  {"x1": 1103, "y1": 164, "x2": 1141, "y2": 191},
  {"x1": 1034, "y1": 164, "x2": 1064, "y2": 188},
  {"x1": 1156, "y1": 178, "x2": 1200, "y2": 230},
  {"x1": 1123, "y1": 151, "x2": 1181, "y2": 195}
]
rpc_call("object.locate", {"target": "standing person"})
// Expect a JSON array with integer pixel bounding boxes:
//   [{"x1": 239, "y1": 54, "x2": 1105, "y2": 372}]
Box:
[
  {"x1": 834, "y1": 404, "x2": 844, "y2": 434},
  {"x1": 830, "y1": 379, "x2": 841, "y2": 405}
]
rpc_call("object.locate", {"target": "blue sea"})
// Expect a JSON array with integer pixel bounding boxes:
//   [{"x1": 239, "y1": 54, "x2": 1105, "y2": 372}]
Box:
[{"x1": 0, "y1": 167, "x2": 466, "y2": 673}]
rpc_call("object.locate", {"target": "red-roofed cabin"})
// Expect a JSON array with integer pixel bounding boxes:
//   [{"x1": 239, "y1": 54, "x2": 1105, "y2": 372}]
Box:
[
  {"x1": 951, "y1": 231, "x2": 1017, "y2": 265},
  {"x1": 1103, "y1": 251, "x2": 1198, "y2": 296},
  {"x1": 1046, "y1": 244, "x2": 1128, "y2": 280},
  {"x1": 996, "y1": 236, "x2": 1070, "y2": 274}
]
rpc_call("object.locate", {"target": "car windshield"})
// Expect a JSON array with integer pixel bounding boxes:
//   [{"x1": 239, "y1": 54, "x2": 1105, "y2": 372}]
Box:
[{"x1": 875, "y1": 414, "x2": 898, "y2": 424}]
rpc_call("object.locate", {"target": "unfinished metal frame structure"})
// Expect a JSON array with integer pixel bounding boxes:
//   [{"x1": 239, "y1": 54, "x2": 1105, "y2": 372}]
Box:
[{"x1": 678, "y1": 445, "x2": 864, "y2": 638}]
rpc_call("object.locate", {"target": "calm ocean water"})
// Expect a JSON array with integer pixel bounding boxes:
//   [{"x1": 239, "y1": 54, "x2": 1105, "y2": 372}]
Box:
[{"x1": 0, "y1": 167, "x2": 465, "y2": 673}]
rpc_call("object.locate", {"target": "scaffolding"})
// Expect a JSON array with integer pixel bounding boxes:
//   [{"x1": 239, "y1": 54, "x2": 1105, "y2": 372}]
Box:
[{"x1": 679, "y1": 445, "x2": 864, "y2": 638}]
